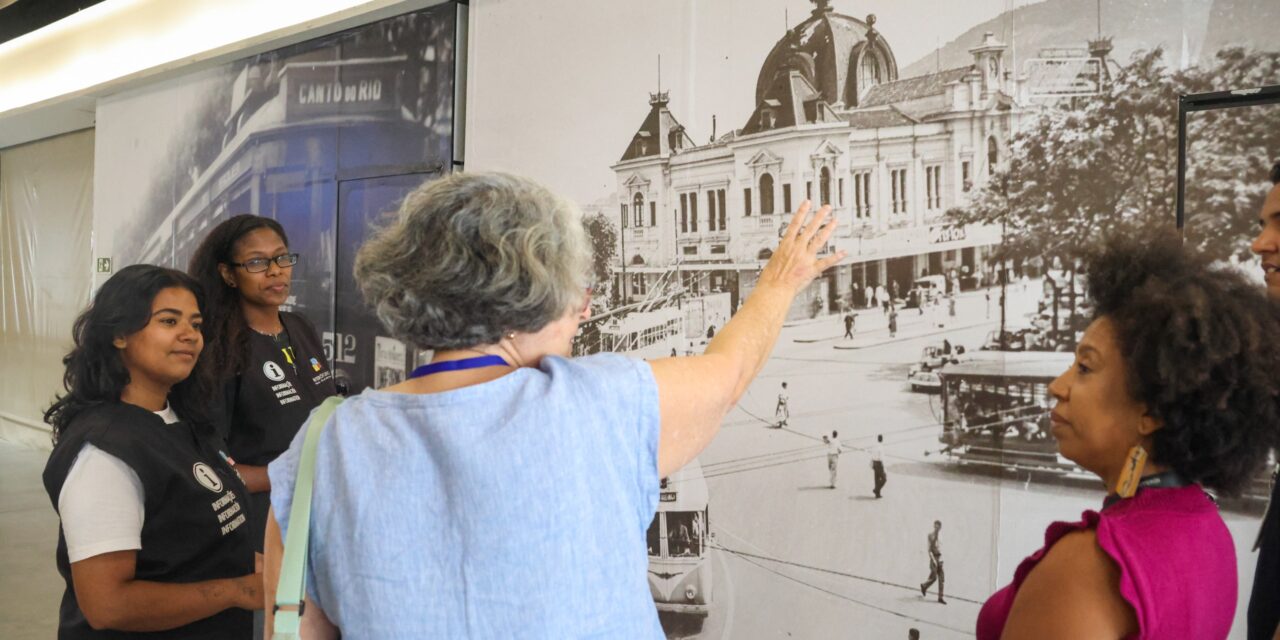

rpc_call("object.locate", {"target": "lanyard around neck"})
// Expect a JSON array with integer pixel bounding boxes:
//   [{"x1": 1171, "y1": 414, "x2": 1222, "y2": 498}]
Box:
[
  {"x1": 1103, "y1": 471, "x2": 1189, "y2": 509},
  {"x1": 409, "y1": 355, "x2": 509, "y2": 380}
]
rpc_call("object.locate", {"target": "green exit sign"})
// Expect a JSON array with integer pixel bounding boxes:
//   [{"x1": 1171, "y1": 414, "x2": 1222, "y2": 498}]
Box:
[{"x1": 96, "y1": 258, "x2": 112, "y2": 273}]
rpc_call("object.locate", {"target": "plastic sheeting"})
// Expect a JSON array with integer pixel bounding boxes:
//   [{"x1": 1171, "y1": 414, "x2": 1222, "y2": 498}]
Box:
[{"x1": 0, "y1": 129, "x2": 94, "y2": 448}]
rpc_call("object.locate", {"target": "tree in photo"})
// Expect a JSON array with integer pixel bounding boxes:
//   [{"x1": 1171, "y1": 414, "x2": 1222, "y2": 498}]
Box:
[
  {"x1": 950, "y1": 46, "x2": 1280, "y2": 337},
  {"x1": 582, "y1": 210, "x2": 619, "y2": 310},
  {"x1": 1181, "y1": 48, "x2": 1280, "y2": 260}
]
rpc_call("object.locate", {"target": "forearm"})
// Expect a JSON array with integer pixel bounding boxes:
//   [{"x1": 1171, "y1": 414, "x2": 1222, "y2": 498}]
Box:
[
  {"x1": 703, "y1": 282, "x2": 795, "y2": 405},
  {"x1": 78, "y1": 575, "x2": 253, "y2": 632},
  {"x1": 237, "y1": 464, "x2": 271, "y2": 493}
]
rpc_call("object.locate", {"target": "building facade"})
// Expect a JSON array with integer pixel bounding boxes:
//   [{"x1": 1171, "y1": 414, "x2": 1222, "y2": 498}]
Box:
[{"x1": 610, "y1": 1, "x2": 1026, "y2": 319}]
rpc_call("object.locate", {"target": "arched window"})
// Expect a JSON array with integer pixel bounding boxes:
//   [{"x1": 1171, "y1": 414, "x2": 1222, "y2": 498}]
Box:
[
  {"x1": 633, "y1": 193, "x2": 645, "y2": 227},
  {"x1": 987, "y1": 136, "x2": 999, "y2": 175},
  {"x1": 760, "y1": 173, "x2": 776, "y2": 215},
  {"x1": 860, "y1": 53, "x2": 883, "y2": 92},
  {"x1": 820, "y1": 166, "x2": 832, "y2": 206}
]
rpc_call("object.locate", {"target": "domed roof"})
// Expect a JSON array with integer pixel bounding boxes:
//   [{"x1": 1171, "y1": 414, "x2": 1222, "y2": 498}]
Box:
[{"x1": 753, "y1": 1, "x2": 899, "y2": 110}]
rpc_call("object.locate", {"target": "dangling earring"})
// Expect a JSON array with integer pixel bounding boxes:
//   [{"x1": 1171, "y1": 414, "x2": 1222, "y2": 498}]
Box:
[{"x1": 1114, "y1": 444, "x2": 1149, "y2": 498}]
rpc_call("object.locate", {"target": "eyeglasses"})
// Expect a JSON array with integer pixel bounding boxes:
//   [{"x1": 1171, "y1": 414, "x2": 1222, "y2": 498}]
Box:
[{"x1": 228, "y1": 253, "x2": 299, "y2": 273}]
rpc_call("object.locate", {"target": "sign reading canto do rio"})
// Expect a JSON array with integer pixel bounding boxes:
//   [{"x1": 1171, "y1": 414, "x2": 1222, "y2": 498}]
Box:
[
  {"x1": 284, "y1": 60, "x2": 401, "y2": 119},
  {"x1": 298, "y1": 79, "x2": 383, "y2": 105}
]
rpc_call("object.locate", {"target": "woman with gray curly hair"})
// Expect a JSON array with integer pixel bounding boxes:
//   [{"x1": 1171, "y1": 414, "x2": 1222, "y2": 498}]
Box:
[{"x1": 262, "y1": 172, "x2": 843, "y2": 638}]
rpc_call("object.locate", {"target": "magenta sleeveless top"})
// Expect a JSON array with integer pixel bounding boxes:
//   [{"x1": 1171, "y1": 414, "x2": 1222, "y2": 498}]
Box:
[{"x1": 976, "y1": 485, "x2": 1236, "y2": 640}]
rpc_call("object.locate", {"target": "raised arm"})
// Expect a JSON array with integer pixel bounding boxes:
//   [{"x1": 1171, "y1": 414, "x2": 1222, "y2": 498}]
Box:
[{"x1": 650, "y1": 201, "x2": 844, "y2": 477}]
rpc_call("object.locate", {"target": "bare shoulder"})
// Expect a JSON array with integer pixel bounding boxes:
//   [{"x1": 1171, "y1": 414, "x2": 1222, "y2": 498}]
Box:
[{"x1": 1000, "y1": 529, "x2": 1138, "y2": 639}]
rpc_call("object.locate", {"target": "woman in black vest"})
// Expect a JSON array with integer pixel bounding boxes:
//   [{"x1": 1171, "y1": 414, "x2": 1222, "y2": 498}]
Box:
[
  {"x1": 188, "y1": 215, "x2": 337, "y2": 552},
  {"x1": 43, "y1": 265, "x2": 259, "y2": 638}
]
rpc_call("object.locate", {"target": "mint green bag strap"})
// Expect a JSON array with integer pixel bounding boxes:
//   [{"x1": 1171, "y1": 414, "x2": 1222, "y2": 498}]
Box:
[{"x1": 273, "y1": 396, "x2": 343, "y2": 638}]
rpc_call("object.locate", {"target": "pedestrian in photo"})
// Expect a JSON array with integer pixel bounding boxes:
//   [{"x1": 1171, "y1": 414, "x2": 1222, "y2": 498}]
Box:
[
  {"x1": 920, "y1": 520, "x2": 946, "y2": 604},
  {"x1": 775, "y1": 381, "x2": 790, "y2": 428},
  {"x1": 188, "y1": 215, "x2": 337, "y2": 557},
  {"x1": 42, "y1": 265, "x2": 260, "y2": 638},
  {"x1": 827, "y1": 430, "x2": 843, "y2": 488},
  {"x1": 877, "y1": 284, "x2": 889, "y2": 314},
  {"x1": 872, "y1": 434, "x2": 887, "y2": 498},
  {"x1": 843, "y1": 311, "x2": 856, "y2": 339},
  {"x1": 260, "y1": 174, "x2": 845, "y2": 637},
  {"x1": 977, "y1": 234, "x2": 1279, "y2": 639},
  {"x1": 888, "y1": 306, "x2": 899, "y2": 338}
]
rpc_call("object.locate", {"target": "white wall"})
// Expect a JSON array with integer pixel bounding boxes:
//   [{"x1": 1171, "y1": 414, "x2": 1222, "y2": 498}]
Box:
[{"x1": 0, "y1": 130, "x2": 95, "y2": 447}]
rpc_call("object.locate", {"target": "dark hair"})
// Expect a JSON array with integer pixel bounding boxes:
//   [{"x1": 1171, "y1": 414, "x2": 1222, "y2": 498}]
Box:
[
  {"x1": 1085, "y1": 232, "x2": 1280, "y2": 496},
  {"x1": 1271, "y1": 160, "x2": 1280, "y2": 185},
  {"x1": 45, "y1": 265, "x2": 210, "y2": 442},
  {"x1": 187, "y1": 215, "x2": 289, "y2": 381}
]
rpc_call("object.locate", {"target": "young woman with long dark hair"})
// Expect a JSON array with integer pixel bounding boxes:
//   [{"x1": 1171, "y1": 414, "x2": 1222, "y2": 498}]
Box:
[
  {"x1": 42, "y1": 264, "x2": 260, "y2": 639},
  {"x1": 188, "y1": 215, "x2": 336, "y2": 552}
]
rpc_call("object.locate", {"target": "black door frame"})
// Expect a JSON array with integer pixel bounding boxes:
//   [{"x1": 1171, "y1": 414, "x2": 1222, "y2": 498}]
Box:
[{"x1": 1176, "y1": 84, "x2": 1280, "y2": 229}]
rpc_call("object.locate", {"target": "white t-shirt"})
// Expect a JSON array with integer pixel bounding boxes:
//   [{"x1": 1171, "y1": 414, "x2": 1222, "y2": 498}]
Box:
[
  {"x1": 827, "y1": 439, "x2": 843, "y2": 456},
  {"x1": 57, "y1": 404, "x2": 178, "y2": 563},
  {"x1": 871, "y1": 445, "x2": 884, "y2": 462}
]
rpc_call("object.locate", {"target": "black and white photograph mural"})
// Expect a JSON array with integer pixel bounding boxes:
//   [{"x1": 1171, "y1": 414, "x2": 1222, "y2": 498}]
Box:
[
  {"x1": 467, "y1": 0, "x2": 1279, "y2": 636},
  {"x1": 93, "y1": 2, "x2": 461, "y2": 394}
]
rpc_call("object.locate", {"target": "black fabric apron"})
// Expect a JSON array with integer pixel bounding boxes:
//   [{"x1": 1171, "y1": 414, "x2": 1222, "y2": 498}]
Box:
[
  {"x1": 220, "y1": 311, "x2": 336, "y2": 551},
  {"x1": 43, "y1": 403, "x2": 255, "y2": 639}
]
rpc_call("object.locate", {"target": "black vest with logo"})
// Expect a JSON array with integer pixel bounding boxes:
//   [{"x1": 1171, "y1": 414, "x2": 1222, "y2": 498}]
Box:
[
  {"x1": 43, "y1": 403, "x2": 254, "y2": 639},
  {"x1": 218, "y1": 311, "x2": 336, "y2": 552},
  {"x1": 222, "y1": 311, "x2": 336, "y2": 467}
]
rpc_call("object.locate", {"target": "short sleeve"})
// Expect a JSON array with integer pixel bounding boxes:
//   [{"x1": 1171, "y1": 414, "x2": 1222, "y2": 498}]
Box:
[{"x1": 58, "y1": 443, "x2": 145, "y2": 562}]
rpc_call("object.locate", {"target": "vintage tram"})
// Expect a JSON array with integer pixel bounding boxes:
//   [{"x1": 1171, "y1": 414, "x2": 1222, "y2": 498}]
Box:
[{"x1": 645, "y1": 458, "x2": 713, "y2": 616}]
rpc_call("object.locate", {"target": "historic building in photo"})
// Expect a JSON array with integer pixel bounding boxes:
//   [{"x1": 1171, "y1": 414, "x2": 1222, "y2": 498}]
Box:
[{"x1": 610, "y1": 0, "x2": 1026, "y2": 319}]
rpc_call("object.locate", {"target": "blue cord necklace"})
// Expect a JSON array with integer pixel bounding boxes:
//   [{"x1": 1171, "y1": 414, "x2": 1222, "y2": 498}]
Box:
[{"x1": 409, "y1": 355, "x2": 510, "y2": 379}]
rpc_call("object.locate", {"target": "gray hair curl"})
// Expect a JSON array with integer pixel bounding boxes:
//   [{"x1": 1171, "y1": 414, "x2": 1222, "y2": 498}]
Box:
[{"x1": 354, "y1": 172, "x2": 592, "y2": 350}]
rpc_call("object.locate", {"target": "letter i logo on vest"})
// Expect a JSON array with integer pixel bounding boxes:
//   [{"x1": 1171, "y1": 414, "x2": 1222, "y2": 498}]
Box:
[
  {"x1": 193, "y1": 463, "x2": 224, "y2": 493},
  {"x1": 263, "y1": 361, "x2": 286, "y2": 382}
]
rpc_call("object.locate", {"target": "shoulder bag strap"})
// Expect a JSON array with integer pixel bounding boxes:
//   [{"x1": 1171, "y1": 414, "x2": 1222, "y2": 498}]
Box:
[{"x1": 273, "y1": 395, "x2": 343, "y2": 638}]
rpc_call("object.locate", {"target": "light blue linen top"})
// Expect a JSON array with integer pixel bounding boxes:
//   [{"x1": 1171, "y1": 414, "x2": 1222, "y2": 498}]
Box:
[{"x1": 268, "y1": 353, "x2": 663, "y2": 639}]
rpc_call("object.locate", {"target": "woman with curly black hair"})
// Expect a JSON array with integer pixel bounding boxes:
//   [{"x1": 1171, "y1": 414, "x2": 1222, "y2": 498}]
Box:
[
  {"x1": 42, "y1": 264, "x2": 259, "y2": 638},
  {"x1": 977, "y1": 233, "x2": 1280, "y2": 639},
  {"x1": 188, "y1": 215, "x2": 336, "y2": 554}
]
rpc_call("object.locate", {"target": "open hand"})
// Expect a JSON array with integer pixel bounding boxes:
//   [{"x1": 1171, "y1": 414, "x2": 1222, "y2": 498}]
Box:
[{"x1": 758, "y1": 201, "x2": 846, "y2": 294}]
